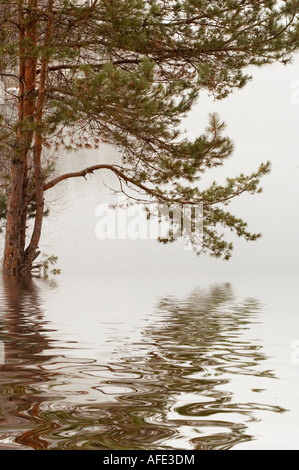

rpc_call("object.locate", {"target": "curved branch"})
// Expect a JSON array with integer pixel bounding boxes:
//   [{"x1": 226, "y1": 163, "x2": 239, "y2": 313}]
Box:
[
  {"x1": 38, "y1": 163, "x2": 170, "y2": 202},
  {"x1": 27, "y1": 162, "x2": 263, "y2": 210}
]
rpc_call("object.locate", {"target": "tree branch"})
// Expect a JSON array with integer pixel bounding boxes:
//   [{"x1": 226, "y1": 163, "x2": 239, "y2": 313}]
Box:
[
  {"x1": 27, "y1": 162, "x2": 263, "y2": 209},
  {"x1": 37, "y1": 163, "x2": 169, "y2": 202}
]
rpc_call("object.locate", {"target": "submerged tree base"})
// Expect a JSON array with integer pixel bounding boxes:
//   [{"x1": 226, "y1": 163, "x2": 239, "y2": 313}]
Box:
[
  {"x1": 2, "y1": 252, "x2": 58, "y2": 278},
  {"x1": 3, "y1": 260, "x2": 34, "y2": 278}
]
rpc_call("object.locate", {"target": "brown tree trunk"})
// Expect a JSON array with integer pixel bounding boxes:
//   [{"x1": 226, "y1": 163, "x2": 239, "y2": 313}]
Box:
[
  {"x1": 24, "y1": 1, "x2": 53, "y2": 271},
  {"x1": 24, "y1": 131, "x2": 44, "y2": 270},
  {"x1": 3, "y1": 0, "x2": 39, "y2": 277},
  {"x1": 3, "y1": 161, "x2": 29, "y2": 276}
]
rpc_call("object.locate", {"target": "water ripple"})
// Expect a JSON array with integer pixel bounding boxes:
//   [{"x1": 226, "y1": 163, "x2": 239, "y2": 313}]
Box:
[{"x1": 0, "y1": 277, "x2": 286, "y2": 449}]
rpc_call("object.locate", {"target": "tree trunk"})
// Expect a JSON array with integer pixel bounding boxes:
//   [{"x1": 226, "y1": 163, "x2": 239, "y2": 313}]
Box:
[
  {"x1": 2, "y1": 0, "x2": 41, "y2": 277},
  {"x1": 3, "y1": 161, "x2": 30, "y2": 276},
  {"x1": 3, "y1": 160, "x2": 43, "y2": 277}
]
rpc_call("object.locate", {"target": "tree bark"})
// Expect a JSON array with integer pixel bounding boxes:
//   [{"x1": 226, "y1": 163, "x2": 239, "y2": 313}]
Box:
[
  {"x1": 3, "y1": 161, "x2": 29, "y2": 276},
  {"x1": 3, "y1": 0, "x2": 38, "y2": 277}
]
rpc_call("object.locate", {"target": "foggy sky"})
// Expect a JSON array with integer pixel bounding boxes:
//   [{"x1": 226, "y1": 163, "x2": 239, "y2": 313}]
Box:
[{"x1": 40, "y1": 54, "x2": 299, "y2": 281}]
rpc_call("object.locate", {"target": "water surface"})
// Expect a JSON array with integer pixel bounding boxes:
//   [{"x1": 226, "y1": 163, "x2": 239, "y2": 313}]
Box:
[{"x1": 0, "y1": 274, "x2": 296, "y2": 450}]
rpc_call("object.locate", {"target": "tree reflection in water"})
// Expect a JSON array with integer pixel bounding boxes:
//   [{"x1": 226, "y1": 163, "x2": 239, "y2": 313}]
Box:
[
  {"x1": 0, "y1": 276, "x2": 57, "y2": 449},
  {"x1": 0, "y1": 278, "x2": 285, "y2": 450}
]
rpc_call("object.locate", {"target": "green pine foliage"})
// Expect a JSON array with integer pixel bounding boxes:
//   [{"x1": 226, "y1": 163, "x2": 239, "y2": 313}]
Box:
[{"x1": 1, "y1": 0, "x2": 299, "y2": 259}]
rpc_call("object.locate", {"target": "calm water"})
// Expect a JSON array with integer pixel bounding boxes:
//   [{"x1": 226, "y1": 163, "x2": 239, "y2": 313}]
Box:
[{"x1": 0, "y1": 273, "x2": 298, "y2": 450}]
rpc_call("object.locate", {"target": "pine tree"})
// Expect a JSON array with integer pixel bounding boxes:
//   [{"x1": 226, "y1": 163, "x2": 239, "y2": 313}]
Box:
[{"x1": 0, "y1": 0, "x2": 299, "y2": 276}]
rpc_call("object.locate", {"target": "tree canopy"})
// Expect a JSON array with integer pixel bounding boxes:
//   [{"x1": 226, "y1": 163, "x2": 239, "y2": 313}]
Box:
[{"x1": 1, "y1": 0, "x2": 299, "y2": 275}]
